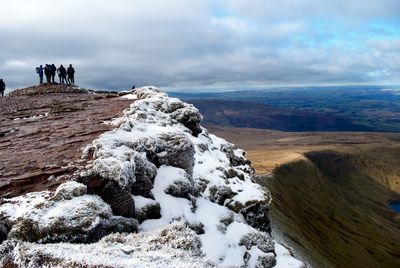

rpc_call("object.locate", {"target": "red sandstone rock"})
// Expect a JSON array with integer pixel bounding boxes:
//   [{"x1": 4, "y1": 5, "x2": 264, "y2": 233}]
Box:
[{"x1": 0, "y1": 85, "x2": 134, "y2": 198}]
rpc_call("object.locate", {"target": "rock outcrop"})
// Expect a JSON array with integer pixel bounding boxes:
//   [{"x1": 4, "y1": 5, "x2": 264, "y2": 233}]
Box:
[
  {"x1": 8, "y1": 83, "x2": 89, "y2": 96},
  {"x1": 0, "y1": 87, "x2": 304, "y2": 268},
  {"x1": 0, "y1": 181, "x2": 137, "y2": 244}
]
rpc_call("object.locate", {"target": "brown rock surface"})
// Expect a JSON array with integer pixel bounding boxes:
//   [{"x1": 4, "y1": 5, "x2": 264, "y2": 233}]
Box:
[{"x1": 0, "y1": 84, "x2": 134, "y2": 198}]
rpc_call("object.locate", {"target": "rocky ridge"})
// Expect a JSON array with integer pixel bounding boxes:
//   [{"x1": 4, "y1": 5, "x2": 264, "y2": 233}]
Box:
[
  {"x1": 0, "y1": 84, "x2": 133, "y2": 197},
  {"x1": 0, "y1": 87, "x2": 304, "y2": 267}
]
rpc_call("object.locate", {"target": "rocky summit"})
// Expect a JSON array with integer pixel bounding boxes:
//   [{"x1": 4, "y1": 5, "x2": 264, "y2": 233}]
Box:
[
  {"x1": 0, "y1": 86, "x2": 305, "y2": 267},
  {"x1": 0, "y1": 84, "x2": 133, "y2": 197}
]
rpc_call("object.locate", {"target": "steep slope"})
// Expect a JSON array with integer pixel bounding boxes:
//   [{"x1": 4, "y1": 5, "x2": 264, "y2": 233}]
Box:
[
  {"x1": 258, "y1": 148, "x2": 400, "y2": 268},
  {"x1": 0, "y1": 87, "x2": 304, "y2": 267}
]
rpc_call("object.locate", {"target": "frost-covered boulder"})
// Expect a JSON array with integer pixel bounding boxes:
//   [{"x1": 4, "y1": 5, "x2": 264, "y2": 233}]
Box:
[
  {"x1": 170, "y1": 106, "x2": 203, "y2": 136},
  {"x1": 86, "y1": 216, "x2": 138, "y2": 242},
  {"x1": 157, "y1": 133, "x2": 195, "y2": 175},
  {"x1": 209, "y1": 185, "x2": 237, "y2": 205},
  {"x1": 133, "y1": 195, "x2": 161, "y2": 223},
  {"x1": 1, "y1": 222, "x2": 214, "y2": 268},
  {"x1": 130, "y1": 153, "x2": 157, "y2": 198},
  {"x1": 240, "y1": 202, "x2": 271, "y2": 233},
  {"x1": 0, "y1": 182, "x2": 137, "y2": 243},
  {"x1": 164, "y1": 169, "x2": 195, "y2": 199},
  {"x1": 50, "y1": 180, "x2": 87, "y2": 201}
]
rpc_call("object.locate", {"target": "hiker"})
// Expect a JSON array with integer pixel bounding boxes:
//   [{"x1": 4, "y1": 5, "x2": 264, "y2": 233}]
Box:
[
  {"x1": 50, "y1": 64, "x2": 56, "y2": 83},
  {"x1": 0, "y1": 79, "x2": 5, "y2": 97},
  {"x1": 67, "y1": 64, "x2": 75, "y2": 85},
  {"x1": 36, "y1": 65, "x2": 44, "y2": 84},
  {"x1": 44, "y1": 64, "x2": 51, "y2": 83},
  {"x1": 57, "y1": 65, "x2": 67, "y2": 84}
]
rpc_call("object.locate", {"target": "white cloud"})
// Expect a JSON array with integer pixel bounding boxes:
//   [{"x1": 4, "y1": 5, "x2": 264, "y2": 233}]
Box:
[
  {"x1": 0, "y1": 0, "x2": 399, "y2": 89},
  {"x1": 4, "y1": 60, "x2": 30, "y2": 69}
]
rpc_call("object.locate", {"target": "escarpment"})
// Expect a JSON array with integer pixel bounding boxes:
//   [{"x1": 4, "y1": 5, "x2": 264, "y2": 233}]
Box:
[
  {"x1": 0, "y1": 87, "x2": 304, "y2": 268},
  {"x1": 258, "y1": 149, "x2": 400, "y2": 268}
]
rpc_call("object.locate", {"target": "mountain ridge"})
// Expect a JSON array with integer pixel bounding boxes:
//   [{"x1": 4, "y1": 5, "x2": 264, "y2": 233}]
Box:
[{"x1": 0, "y1": 86, "x2": 304, "y2": 268}]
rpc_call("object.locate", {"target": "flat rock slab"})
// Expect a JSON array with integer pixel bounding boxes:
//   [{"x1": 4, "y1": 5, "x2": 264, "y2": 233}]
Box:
[{"x1": 0, "y1": 91, "x2": 133, "y2": 198}]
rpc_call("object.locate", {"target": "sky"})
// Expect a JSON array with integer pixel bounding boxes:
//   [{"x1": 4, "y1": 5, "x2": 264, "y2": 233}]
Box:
[{"x1": 0, "y1": 0, "x2": 399, "y2": 91}]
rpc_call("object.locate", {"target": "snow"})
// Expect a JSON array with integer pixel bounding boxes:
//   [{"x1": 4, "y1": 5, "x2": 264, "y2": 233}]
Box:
[
  {"x1": 274, "y1": 243, "x2": 307, "y2": 268},
  {"x1": 133, "y1": 195, "x2": 158, "y2": 210},
  {"x1": 0, "y1": 191, "x2": 51, "y2": 223},
  {"x1": 121, "y1": 93, "x2": 138, "y2": 100},
  {"x1": 138, "y1": 166, "x2": 275, "y2": 267},
  {"x1": 10, "y1": 223, "x2": 215, "y2": 268},
  {"x1": 141, "y1": 166, "x2": 195, "y2": 231}
]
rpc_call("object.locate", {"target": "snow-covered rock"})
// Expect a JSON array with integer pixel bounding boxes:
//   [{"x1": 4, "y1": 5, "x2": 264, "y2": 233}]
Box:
[
  {"x1": 0, "y1": 86, "x2": 305, "y2": 267},
  {"x1": 1, "y1": 223, "x2": 214, "y2": 268},
  {"x1": 0, "y1": 182, "x2": 137, "y2": 244}
]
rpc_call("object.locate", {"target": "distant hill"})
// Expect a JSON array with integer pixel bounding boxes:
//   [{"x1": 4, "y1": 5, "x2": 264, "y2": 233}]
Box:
[
  {"x1": 186, "y1": 98, "x2": 373, "y2": 132},
  {"x1": 171, "y1": 85, "x2": 400, "y2": 132}
]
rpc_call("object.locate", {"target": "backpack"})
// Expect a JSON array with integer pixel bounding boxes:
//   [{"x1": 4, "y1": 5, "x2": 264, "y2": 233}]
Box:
[{"x1": 36, "y1": 67, "x2": 39, "y2": 74}]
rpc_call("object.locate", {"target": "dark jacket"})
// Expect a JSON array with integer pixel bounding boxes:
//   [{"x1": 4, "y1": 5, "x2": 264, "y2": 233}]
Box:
[
  {"x1": 37, "y1": 66, "x2": 44, "y2": 76},
  {"x1": 67, "y1": 67, "x2": 75, "y2": 76},
  {"x1": 0, "y1": 80, "x2": 5, "y2": 91},
  {"x1": 50, "y1": 64, "x2": 56, "y2": 75},
  {"x1": 58, "y1": 66, "x2": 66, "y2": 76},
  {"x1": 44, "y1": 65, "x2": 50, "y2": 76}
]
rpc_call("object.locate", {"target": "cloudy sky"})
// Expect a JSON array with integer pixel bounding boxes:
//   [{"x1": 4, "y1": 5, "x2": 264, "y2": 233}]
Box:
[{"x1": 0, "y1": 0, "x2": 399, "y2": 91}]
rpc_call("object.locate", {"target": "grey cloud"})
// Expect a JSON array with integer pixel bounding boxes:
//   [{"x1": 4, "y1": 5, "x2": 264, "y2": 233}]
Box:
[{"x1": 0, "y1": 0, "x2": 399, "y2": 91}]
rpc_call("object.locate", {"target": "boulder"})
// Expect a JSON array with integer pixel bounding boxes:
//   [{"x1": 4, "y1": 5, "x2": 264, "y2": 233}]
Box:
[
  {"x1": 131, "y1": 153, "x2": 157, "y2": 198},
  {"x1": 239, "y1": 232, "x2": 275, "y2": 253},
  {"x1": 240, "y1": 202, "x2": 271, "y2": 234},
  {"x1": 170, "y1": 106, "x2": 203, "y2": 137},
  {"x1": 135, "y1": 197, "x2": 161, "y2": 223},
  {"x1": 165, "y1": 180, "x2": 193, "y2": 199},
  {"x1": 88, "y1": 179, "x2": 135, "y2": 218},
  {"x1": 209, "y1": 185, "x2": 237, "y2": 205},
  {"x1": 1, "y1": 182, "x2": 113, "y2": 243},
  {"x1": 50, "y1": 181, "x2": 87, "y2": 201},
  {"x1": 157, "y1": 133, "x2": 195, "y2": 176},
  {"x1": 221, "y1": 144, "x2": 251, "y2": 167},
  {"x1": 86, "y1": 216, "x2": 139, "y2": 242}
]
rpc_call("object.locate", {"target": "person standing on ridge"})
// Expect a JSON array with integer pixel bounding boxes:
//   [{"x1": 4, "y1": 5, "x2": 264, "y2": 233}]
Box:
[
  {"x1": 67, "y1": 64, "x2": 75, "y2": 85},
  {"x1": 57, "y1": 64, "x2": 67, "y2": 84},
  {"x1": 50, "y1": 64, "x2": 56, "y2": 83},
  {"x1": 44, "y1": 64, "x2": 51, "y2": 83},
  {"x1": 0, "y1": 79, "x2": 5, "y2": 97},
  {"x1": 36, "y1": 65, "x2": 44, "y2": 84}
]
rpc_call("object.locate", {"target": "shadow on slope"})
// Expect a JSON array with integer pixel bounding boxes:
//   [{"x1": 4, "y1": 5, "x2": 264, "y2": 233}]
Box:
[{"x1": 257, "y1": 148, "x2": 400, "y2": 268}]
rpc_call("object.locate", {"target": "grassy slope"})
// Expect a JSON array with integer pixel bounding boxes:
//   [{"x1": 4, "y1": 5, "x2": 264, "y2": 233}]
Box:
[{"x1": 257, "y1": 147, "x2": 400, "y2": 268}]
